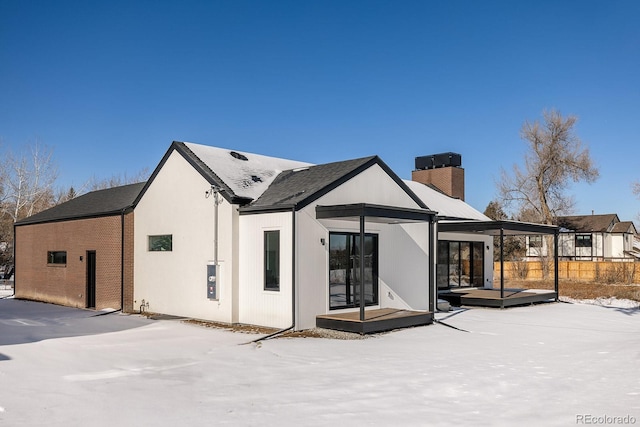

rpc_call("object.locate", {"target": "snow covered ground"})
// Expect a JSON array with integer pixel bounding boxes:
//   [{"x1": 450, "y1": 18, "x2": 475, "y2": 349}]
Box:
[{"x1": 1, "y1": 296, "x2": 639, "y2": 426}]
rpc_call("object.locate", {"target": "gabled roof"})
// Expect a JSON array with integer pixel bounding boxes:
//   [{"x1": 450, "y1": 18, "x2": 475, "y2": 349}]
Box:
[
  {"x1": 611, "y1": 221, "x2": 637, "y2": 234},
  {"x1": 556, "y1": 214, "x2": 619, "y2": 233},
  {"x1": 15, "y1": 182, "x2": 145, "y2": 226},
  {"x1": 403, "y1": 180, "x2": 489, "y2": 221},
  {"x1": 145, "y1": 141, "x2": 313, "y2": 205},
  {"x1": 240, "y1": 156, "x2": 428, "y2": 213}
]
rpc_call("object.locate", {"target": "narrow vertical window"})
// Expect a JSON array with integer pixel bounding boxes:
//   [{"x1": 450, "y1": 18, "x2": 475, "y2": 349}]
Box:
[{"x1": 264, "y1": 230, "x2": 280, "y2": 291}]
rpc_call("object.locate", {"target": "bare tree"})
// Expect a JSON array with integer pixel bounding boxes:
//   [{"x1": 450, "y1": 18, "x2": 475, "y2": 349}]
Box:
[
  {"x1": 85, "y1": 168, "x2": 150, "y2": 192},
  {"x1": 0, "y1": 142, "x2": 58, "y2": 266},
  {"x1": 499, "y1": 109, "x2": 599, "y2": 225},
  {"x1": 633, "y1": 181, "x2": 640, "y2": 222},
  {"x1": 483, "y1": 200, "x2": 507, "y2": 221},
  {"x1": 0, "y1": 143, "x2": 58, "y2": 222},
  {"x1": 484, "y1": 200, "x2": 525, "y2": 261}
]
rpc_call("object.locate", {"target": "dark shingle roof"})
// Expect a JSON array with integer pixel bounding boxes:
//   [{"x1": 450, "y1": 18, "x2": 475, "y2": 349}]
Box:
[
  {"x1": 15, "y1": 182, "x2": 146, "y2": 226},
  {"x1": 556, "y1": 214, "x2": 619, "y2": 233},
  {"x1": 611, "y1": 221, "x2": 636, "y2": 234},
  {"x1": 240, "y1": 155, "x2": 427, "y2": 212}
]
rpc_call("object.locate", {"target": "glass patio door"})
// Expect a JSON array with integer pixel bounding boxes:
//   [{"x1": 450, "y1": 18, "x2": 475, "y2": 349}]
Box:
[
  {"x1": 329, "y1": 232, "x2": 378, "y2": 310},
  {"x1": 437, "y1": 240, "x2": 484, "y2": 288}
]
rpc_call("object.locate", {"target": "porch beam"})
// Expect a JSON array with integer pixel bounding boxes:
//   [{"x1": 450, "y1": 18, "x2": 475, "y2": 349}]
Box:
[{"x1": 316, "y1": 203, "x2": 435, "y2": 223}]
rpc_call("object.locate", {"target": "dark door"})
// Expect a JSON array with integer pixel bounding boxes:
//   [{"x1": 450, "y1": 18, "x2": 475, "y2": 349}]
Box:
[
  {"x1": 328, "y1": 232, "x2": 378, "y2": 310},
  {"x1": 86, "y1": 251, "x2": 96, "y2": 308}
]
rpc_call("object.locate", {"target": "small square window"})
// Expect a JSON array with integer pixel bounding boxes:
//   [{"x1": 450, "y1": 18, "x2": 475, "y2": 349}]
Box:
[
  {"x1": 47, "y1": 251, "x2": 67, "y2": 265},
  {"x1": 149, "y1": 235, "x2": 172, "y2": 251}
]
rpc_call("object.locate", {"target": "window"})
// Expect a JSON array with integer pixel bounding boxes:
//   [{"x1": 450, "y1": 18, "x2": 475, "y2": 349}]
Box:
[
  {"x1": 149, "y1": 235, "x2": 172, "y2": 251},
  {"x1": 328, "y1": 232, "x2": 378, "y2": 310},
  {"x1": 437, "y1": 240, "x2": 484, "y2": 288},
  {"x1": 264, "y1": 230, "x2": 280, "y2": 291},
  {"x1": 529, "y1": 236, "x2": 543, "y2": 248},
  {"x1": 576, "y1": 234, "x2": 592, "y2": 248},
  {"x1": 47, "y1": 251, "x2": 67, "y2": 265}
]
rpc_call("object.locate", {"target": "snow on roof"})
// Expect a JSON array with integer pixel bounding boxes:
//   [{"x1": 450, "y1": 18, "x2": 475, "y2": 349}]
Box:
[
  {"x1": 403, "y1": 179, "x2": 489, "y2": 221},
  {"x1": 184, "y1": 142, "x2": 313, "y2": 200}
]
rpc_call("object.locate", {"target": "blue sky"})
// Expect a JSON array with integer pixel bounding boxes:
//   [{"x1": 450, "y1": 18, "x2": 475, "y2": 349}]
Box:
[{"x1": 1, "y1": 0, "x2": 639, "y2": 222}]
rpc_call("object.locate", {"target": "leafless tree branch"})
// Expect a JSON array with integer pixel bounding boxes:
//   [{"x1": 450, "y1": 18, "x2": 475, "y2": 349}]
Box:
[{"x1": 499, "y1": 109, "x2": 599, "y2": 225}]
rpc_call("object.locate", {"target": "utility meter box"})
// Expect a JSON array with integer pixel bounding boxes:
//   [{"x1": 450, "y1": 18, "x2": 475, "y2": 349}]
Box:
[{"x1": 207, "y1": 262, "x2": 217, "y2": 300}]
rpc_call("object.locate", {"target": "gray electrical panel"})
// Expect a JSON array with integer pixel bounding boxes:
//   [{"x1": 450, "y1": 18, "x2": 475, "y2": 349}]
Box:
[{"x1": 207, "y1": 262, "x2": 217, "y2": 300}]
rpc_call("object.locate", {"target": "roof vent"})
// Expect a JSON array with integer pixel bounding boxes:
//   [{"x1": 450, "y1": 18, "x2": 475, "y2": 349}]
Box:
[{"x1": 230, "y1": 151, "x2": 248, "y2": 161}]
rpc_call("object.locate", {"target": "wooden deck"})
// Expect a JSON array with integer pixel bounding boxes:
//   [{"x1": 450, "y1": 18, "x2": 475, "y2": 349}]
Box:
[
  {"x1": 438, "y1": 288, "x2": 557, "y2": 309},
  {"x1": 316, "y1": 308, "x2": 433, "y2": 334}
]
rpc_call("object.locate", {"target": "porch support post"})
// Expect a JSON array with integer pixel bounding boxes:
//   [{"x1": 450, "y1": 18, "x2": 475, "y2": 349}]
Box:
[
  {"x1": 428, "y1": 218, "x2": 435, "y2": 313},
  {"x1": 554, "y1": 230, "x2": 559, "y2": 301},
  {"x1": 359, "y1": 215, "x2": 366, "y2": 322},
  {"x1": 500, "y1": 227, "x2": 505, "y2": 299}
]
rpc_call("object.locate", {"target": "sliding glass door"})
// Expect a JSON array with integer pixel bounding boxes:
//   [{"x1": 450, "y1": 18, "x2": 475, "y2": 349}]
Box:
[
  {"x1": 437, "y1": 240, "x2": 484, "y2": 288},
  {"x1": 329, "y1": 232, "x2": 378, "y2": 310}
]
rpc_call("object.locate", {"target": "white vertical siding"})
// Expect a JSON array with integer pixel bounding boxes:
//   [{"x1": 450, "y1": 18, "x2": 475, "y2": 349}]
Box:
[
  {"x1": 134, "y1": 151, "x2": 238, "y2": 322},
  {"x1": 379, "y1": 222, "x2": 431, "y2": 309},
  {"x1": 559, "y1": 234, "x2": 573, "y2": 257},
  {"x1": 226, "y1": 163, "x2": 438, "y2": 330},
  {"x1": 611, "y1": 235, "x2": 624, "y2": 258},
  {"x1": 294, "y1": 165, "x2": 434, "y2": 328},
  {"x1": 295, "y1": 210, "x2": 331, "y2": 330},
  {"x1": 238, "y1": 211, "x2": 293, "y2": 329},
  {"x1": 313, "y1": 164, "x2": 423, "y2": 209}
]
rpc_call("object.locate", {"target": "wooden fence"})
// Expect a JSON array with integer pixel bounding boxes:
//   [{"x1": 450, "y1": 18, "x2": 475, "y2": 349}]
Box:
[{"x1": 494, "y1": 261, "x2": 640, "y2": 284}]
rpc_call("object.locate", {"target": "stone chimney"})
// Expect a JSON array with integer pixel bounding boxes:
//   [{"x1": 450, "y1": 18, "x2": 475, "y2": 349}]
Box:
[{"x1": 411, "y1": 152, "x2": 465, "y2": 200}]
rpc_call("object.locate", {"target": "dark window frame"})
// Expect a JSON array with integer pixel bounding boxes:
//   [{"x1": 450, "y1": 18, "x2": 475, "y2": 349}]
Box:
[
  {"x1": 437, "y1": 240, "x2": 484, "y2": 288},
  {"x1": 47, "y1": 251, "x2": 67, "y2": 265},
  {"x1": 575, "y1": 234, "x2": 592, "y2": 248},
  {"x1": 328, "y1": 231, "x2": 379, "y2": 310},
  {"x1": 264, "y1": 230, "x2": 280, "y2": 291},
  {"x1": 529, "y1": 236, "x2": 543, "y2": 248},
  {"x1": 148, "y1": 235, "x2": 173, "y2": 252}
]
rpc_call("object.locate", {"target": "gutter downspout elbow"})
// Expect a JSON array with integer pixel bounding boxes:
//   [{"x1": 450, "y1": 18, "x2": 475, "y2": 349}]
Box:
[{"x1": 121, "y1": 208, "x2": 125, "y2": 312}]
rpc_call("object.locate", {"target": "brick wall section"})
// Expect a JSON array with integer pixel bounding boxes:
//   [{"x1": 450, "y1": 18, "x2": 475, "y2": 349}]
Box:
[
  {"x1": 15, "y1": 214, "x2": 134, "y2": 311},
  {"x1": 122, "y1": 212, "x2": 135, "y2": 312},
  {"x1": 412, "y1": 167, "x2": 465, "y2": 201}
]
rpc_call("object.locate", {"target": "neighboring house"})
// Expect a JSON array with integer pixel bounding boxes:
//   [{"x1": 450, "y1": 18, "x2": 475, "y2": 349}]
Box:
[
  {"x1": 15, "y1": 142, "x2": 499, "y2": 332},
  {"x1": 14, "y1": 183, "x2": 144, "y2": 310},
  {"x1": 526, "y1": 214, "x2": 639, "y2": 261}
]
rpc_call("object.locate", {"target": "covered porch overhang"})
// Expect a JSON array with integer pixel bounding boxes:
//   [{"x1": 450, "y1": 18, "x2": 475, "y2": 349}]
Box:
[
  {"x1": 315, "y1": 203, "x2": 437, "y2": 334},
  {"x1": 438, "y1": 220, "x2": 560, "y2": 306}
]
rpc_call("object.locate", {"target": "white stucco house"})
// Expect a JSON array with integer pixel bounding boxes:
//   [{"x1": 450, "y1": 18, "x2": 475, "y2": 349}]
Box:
[{"x1": 132, "y1": 142, "x2": 495, "y2": 333}]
